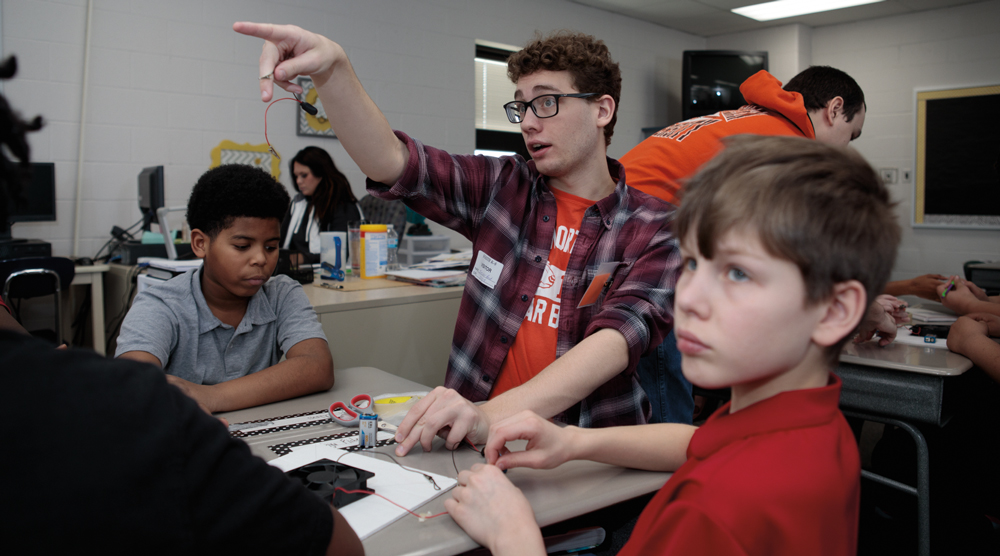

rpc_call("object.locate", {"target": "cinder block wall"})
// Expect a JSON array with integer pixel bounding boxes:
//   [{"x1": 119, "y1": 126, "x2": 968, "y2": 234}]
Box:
[
  {"x1": 2, "y1": 0, "x2": 702, "y2": 256},
  {"x1": 811, "y1": 0, "x2": 1000, "y2": 279},
  {"x1": 711, "y1": 0, "x2": 1000, "y2": 280}
]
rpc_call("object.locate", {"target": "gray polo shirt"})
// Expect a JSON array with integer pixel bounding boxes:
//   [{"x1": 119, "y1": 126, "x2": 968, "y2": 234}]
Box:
[{"x1": 115, "y1": 268, "x2": 327, "y2": 385}]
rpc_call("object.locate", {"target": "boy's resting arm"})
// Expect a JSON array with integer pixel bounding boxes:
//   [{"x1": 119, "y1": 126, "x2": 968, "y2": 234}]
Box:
[
  {"x1": 484, "y1": 410, "x2": 695, "y2": 473},
  {"x1": 115, "y1": 290, "x2": 179, "y2": 365},
  {"x1": 446, "y1": 417, "x2": 697, "y2": 556},
  {"x1": 166, "y1": 337, "x2": 333, "y2": 413},
  {"x1": 329, "y1": 506, "x2": 364, "y2": 556},
  {"x1": 947, "y1": 314, "x2": 1000, "y2": 384},
  {"x1": 234, "y1": 22, "x2": 408, "y2": 185},
  {"x1": 884, "y1": 274, "x2": 947, "y2": 301}
]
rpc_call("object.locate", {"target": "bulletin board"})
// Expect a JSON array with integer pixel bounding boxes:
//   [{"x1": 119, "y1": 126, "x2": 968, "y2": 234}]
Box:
[
  {"x1": 209, "y1": 140, "x2": 282, "y2": 180},
  {"x1": 914, "y1": 84, "x2": 1000, "y2": 229}
]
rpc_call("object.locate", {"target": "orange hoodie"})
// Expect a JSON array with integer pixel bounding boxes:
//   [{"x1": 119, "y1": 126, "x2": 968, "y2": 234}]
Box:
[{"x1": 621, "y1": 71, "x2": 815, "y2": 207}]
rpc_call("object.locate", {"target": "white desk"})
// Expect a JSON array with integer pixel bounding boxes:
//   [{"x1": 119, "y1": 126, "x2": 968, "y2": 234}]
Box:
[
  {"x1": 302, "y1": 278, "x2": 463, "y2": 387},
  {"x1": 219, "y1": 367, "x2": 671, "y2": 556},
  {"x1": 70, "y1": 264, "x2": 109, "y2": 355}
]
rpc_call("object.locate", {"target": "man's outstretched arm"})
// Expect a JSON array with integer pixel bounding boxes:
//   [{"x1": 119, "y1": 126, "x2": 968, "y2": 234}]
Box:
[{"x1": 234, "y1": 22, "x2": 408, "y2": 184}]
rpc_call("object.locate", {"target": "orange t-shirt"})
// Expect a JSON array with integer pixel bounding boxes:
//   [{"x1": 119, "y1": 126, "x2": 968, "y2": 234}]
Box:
[{"x1": 490, "y1": 187, "x2": 592, "y2": 399}]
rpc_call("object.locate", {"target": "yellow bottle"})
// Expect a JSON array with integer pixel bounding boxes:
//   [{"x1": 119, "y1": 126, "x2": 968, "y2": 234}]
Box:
[{"x1": 359, "y1": 224, "x2": 388, "y2": 279}]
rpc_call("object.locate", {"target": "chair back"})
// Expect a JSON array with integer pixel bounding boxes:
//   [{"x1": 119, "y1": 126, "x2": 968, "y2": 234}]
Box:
[
  {"x1": 0, "y1": 257, "x2": 75, "y2": 302},
  {"x1": 0, "y1": 257, "x2": 76, "y2": 345},
  {"x1": 358, "y1": 195, "x2": 407, "y2": 236}
]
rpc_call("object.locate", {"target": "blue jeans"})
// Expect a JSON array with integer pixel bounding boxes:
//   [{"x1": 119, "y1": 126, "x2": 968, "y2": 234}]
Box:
[{"x1": 637, "y1": 331, "x2": 693, "y2": 424}]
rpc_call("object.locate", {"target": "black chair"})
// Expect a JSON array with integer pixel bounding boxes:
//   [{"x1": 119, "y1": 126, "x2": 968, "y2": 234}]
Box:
[
  {"x1": 358, "y1": 195, "x2": 408, "y2": 237},
  {"x1": 0, "y1": 256, "x2": 75, "y2": 344}
]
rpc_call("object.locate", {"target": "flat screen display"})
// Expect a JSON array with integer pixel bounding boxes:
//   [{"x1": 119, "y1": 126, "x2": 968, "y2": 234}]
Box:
[
  {"x1": 8, "y1": 162, "x2": 56, "y2": 223},
  {"x1": 682, "y1": 51, "x2": 768, "y2": 121}
]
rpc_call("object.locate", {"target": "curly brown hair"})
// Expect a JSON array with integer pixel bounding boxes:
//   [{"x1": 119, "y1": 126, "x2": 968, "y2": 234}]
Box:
[{"x1": 507, "y1": 31, "x2": 621, "y2": 146}]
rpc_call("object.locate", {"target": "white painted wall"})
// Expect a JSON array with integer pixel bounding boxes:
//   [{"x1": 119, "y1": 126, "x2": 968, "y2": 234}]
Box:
[
  {"x1": 708, "y1": 23, "x2": 812, "y2": 84},
  {"x1": 2, "y1": 0, "x2": 703, "y2": 256},
  {"x1": 711, "y1": 1, "x2": 1000, "y2": 280},
  {"x1": 811, "y1": 0, "x2": 1000, "y2": 279}
]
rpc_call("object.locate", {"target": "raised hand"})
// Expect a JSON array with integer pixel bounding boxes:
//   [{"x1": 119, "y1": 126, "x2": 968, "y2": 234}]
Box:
[{"x1": 233, "y1": 22, "x2": 342, "y2": 102}]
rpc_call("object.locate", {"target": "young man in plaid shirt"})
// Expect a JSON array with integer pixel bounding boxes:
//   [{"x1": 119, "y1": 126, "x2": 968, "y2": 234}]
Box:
[{"x1": 237, "y1": 23, "x2": 680, "y2": 454}]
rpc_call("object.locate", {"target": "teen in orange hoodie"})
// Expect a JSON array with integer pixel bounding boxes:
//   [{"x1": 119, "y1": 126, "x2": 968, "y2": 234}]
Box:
[{"x1": 622, "y1": 67, "x2": 866, "y2": 207}]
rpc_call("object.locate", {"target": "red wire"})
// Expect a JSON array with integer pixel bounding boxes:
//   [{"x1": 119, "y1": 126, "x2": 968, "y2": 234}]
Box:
[
  {"x1": 263, "y1": 97, "x2": 300, "y2": 158},
  {"x1": 335, "y1": 487, "x2": 449, "y2": 520}
]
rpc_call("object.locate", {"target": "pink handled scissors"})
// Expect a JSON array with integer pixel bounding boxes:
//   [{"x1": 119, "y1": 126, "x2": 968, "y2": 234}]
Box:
[{"x1": 328, "y1": 393, "x2": 375, "y2": 426}]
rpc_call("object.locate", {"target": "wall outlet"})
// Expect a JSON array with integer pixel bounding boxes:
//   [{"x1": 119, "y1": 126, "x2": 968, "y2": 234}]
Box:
[
  {"x1": 902, "y1": 169, "x2": 912, "y2": 183},
  {"x1": 879, "y1": 168, "x2": 898, "y2": 185}
]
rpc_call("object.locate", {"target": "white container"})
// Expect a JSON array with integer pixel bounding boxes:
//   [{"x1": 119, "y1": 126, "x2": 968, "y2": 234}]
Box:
[{"x1": 398, "y1": 234, "x2": 450, "y2": 266}]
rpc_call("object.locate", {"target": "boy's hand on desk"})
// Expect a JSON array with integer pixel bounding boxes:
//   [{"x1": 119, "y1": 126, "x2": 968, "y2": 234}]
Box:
[
  {"x1": 938, "y1": 276, "x2": 979, "y2": 314},
  {"x1": 485, "y1": 410, "x2": 576, "y2": 471},
  {"x1": 394, "y1": 386, "x2": 489, "y2": 456},
  {"x1": 964, "y1": 313, "x2": 1000, "y2": 336},
  {"x1": 855, "y1": 300, "x2": 898, "y2": 347},
  {"x1": 947, "y1": 315, "x2": 990, "y2": 355},
  {"x1": 875, "y1": 294, "x2": 909, "y2": 325},
  {"x1": 445, "y1": 464, "x2": 545, "y2": 556}
]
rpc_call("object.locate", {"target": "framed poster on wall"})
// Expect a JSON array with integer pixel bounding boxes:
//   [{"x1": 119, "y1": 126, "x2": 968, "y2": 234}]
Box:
[{"x1": 914, "y1": 84, "x2": 1000, "y2": 229}]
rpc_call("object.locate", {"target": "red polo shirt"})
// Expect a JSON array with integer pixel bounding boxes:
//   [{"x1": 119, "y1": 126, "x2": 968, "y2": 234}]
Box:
[{"x1": 619, "y1": 374, "x2": 860, "y2": 556}]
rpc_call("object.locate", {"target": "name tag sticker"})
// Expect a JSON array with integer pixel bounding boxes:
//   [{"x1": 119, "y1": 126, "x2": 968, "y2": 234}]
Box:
[
  {"x1": 578, "y1": 261, "x2": 620, "y2": 308},
  {"x1": 471, "y1": 250, "x2": 504, "y2": 289}
]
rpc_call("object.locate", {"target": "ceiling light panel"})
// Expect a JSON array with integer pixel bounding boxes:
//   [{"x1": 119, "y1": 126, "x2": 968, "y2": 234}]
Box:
[{"x1": 733, "y1": 0, "x2": 885, "y2": 21}]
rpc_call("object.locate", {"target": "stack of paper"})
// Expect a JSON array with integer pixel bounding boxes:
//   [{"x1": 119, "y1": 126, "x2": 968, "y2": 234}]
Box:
[
  {"x1": 386, "y1": 269, "x2": 466, "y2": 287},
  {"x1": 907, "y1": 305, "x2": 958, "y2": 324},
  {"x1": 410, "y1": 249, "x2": 473, "y2": 270},
  {"x1": 141, "y1": 258, "x2": 203, "y2": 280}
]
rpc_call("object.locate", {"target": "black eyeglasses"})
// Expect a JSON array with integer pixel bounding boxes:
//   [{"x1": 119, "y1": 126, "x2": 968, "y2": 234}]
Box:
[{"x1": 503, "y1": 93, "x2": 598, "y2": 124}]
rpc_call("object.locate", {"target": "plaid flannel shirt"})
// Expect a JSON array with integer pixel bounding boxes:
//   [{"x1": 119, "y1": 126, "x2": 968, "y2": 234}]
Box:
[{"x1": 368, "y1": 131, "x2": 680, "y2": 427}]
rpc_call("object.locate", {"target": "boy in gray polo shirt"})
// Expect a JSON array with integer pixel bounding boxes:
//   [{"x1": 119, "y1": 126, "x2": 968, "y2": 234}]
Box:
[{"x1": 116, "y1": 165, "x2": 334, "y2": 413}]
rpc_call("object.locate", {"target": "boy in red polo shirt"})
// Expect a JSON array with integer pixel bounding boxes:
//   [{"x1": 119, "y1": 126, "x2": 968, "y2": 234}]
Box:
[{"x1": 444, "y1": 135, "x2": 900, "y2": 556}]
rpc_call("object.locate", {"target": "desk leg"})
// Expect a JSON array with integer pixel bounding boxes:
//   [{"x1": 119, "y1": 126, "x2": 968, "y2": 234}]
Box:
[
  {"x1": 90, "y1": 276, "x2": 106, "y2": 356},
  {"x1": 844, "y1": 410, "x2": 930, "y2": 556}
]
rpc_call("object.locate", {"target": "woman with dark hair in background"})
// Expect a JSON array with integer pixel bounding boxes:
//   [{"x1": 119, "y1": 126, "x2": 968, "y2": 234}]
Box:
[{"x1": 280, "y1": 146, "x2": 362, "y2": 265}]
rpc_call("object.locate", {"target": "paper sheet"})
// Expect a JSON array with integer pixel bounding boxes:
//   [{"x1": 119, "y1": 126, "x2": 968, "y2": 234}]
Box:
[{"x1": 269, "y1": 442, "x2": 457, "y2": 540}]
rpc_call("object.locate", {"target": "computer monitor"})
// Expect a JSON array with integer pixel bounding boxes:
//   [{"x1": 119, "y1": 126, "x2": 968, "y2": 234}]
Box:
[
  {"x1": 682, "y1": 50, "x2": 768, "y2": 121},
  {"x1": 1, "y1": 162, "x2": 56, "y2": 240},
  {"x1": 138, "y1": 165, "x2": 165, "y2": 232}
]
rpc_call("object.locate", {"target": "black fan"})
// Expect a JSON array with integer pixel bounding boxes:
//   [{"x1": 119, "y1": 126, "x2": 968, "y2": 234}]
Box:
[{"x1": 285, "y1": 458, "x2": 376, "y2": 508}]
